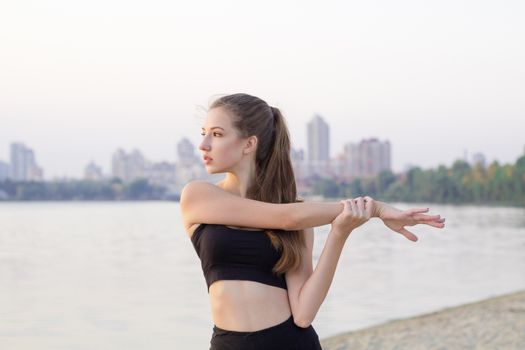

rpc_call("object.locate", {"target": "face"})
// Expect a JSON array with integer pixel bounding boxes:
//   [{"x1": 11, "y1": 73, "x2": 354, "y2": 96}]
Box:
[{"x1": 199, "y1": 107, "x2": 250, "y2": 173}]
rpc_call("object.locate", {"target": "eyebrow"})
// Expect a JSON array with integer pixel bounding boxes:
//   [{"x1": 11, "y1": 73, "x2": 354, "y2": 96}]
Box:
[{"x1": 201, "y1": 126, "x2": 225, "y2": 131}]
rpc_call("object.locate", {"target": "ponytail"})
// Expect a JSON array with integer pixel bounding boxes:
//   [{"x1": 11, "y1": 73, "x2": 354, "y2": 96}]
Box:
[{"x1": 248, "y1": 106, "x2": 305, "y2": 274}]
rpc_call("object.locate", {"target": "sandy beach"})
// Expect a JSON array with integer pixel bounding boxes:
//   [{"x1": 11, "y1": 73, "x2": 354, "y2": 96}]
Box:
[{"x1": 320, "y1": 290, "x2": 525, "y2": 350}]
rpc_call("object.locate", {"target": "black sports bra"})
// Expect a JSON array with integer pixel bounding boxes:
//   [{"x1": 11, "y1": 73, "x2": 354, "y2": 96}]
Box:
[{"x1": 190, "y1": 223, "x2": 288, "y2": 293}]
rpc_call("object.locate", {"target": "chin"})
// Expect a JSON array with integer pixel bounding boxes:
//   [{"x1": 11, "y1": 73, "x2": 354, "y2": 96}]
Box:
[{"x1": 205, "y1": 165, "x2": 224, "y2": 174}]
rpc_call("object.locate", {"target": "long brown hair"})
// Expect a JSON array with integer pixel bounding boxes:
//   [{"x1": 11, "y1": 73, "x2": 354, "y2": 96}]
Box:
[{"x1": 210, "y1": 93, "x2": 305, "y2": 275}]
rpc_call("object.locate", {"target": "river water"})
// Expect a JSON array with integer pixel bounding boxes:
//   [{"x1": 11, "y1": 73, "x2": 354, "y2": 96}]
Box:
[{"x1": 1, "y1": 201, "x2": 524, "y2": 349}]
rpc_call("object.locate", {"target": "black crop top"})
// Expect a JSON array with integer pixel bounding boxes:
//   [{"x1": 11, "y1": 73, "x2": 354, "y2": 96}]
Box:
[{"x1": 190, "y1": 223, "x2": 288, "y2": 293}]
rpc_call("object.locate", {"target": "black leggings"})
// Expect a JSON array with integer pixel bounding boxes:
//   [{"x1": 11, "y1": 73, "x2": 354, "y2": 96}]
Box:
[{"x1": 209, "y1": 315, "x2": 323, "y2": 350}]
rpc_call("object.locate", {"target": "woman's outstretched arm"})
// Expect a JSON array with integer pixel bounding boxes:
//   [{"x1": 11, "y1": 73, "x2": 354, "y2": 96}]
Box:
[{"x1": 180, "y1": 181, "x2": 444, "y2": 240}]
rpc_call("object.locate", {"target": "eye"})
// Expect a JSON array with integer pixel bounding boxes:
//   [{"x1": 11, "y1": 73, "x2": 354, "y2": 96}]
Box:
[{"x1": 200, "y1": 132, "x2": 222, "y2": 137}]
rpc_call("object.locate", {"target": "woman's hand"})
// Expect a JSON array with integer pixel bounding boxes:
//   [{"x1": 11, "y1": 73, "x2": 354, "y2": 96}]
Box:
[
  {"x1": 374, "y1": 200, "x2": 446, "y2": 242},
  {"x1": 331, "y1": 197, "x2": 373, "y2": 240}
]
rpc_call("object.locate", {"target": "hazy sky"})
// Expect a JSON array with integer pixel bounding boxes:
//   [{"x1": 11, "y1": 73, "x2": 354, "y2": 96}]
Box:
[{"x1": 1, "y1": 0, "x2": 524, "y2": 179}]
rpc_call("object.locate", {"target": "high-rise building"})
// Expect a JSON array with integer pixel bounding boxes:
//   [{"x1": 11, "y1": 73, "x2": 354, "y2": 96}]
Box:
[
  {"x1": 307, "y1": 114, "x2": 330, "y2": 162},
  {"x1": 10, "y1": 143, "x2": 29, "y2": 181},
  {"x1": 177, "y1": 137, "x2": 199, "y2": 166},
  {"x1": 341, "y1": 138, "x2": 391, "y2": 179},
  {"x1": 307, "y1": 114, "x2": 330, "y2": 177},
  {"x1": 9, "y1": 142, "x2": 44, "y2": 181},
  {"x1": 111, "y1": 148, "x2": 146, "y2": 183},
  {"x1": 0, "y1": 161, "x2": 9, "y2": 181},
  {"x1": 112, "y1": 149, "x2": 128, "y2": 181}
]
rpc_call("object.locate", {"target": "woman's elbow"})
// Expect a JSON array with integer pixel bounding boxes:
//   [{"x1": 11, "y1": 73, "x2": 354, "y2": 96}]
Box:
[
  {"x1": 293, "y1": 315, "x2": 312, "y2": 328},
  {"x1": 282, "y1": 204, "x2": 300, "y2": 231}
]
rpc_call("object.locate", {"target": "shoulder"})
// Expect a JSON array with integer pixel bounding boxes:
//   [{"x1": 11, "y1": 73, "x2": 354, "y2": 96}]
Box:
[
  {"x1": 180, "y1": 181, "x2": 230, "y2": 224},
  {"x1": 181, "y1": 180, "x2": 220, "y2": 201},
  {"x1": 180, "y1": 181, "x2": 217, "y2": 216},
  {"x1": 181, "y1": 180, "x2": 216, "y2": 192}
]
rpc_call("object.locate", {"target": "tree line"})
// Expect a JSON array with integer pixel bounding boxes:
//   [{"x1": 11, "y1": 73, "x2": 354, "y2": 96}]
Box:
[
  {"x1": 0, "y1": 178, "x2": 174, "y2": 201},
  {"x1": 313, "y1": 154, "x2": 525, "y2": 206}
]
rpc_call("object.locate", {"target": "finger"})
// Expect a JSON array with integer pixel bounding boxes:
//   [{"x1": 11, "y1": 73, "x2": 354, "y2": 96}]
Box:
[
  {"x1": 430, "y1": 216, "x2": 445, "y2": 223},
  {"x1": 399, "y1": 227, "x2": 419, "y2": 242},
  {"x1": 424, "y1": 221, "x2": 446, "y2": 228},
  {"x1": 341, "y1": 200, "x2": 350, "y2": 213},
  {"x1": 418, "y1": 216, "x2": 446, "y2": 223},
  {"x1": 412, "y1": 214, "x2": 441, "y2": 222},
  {"x1": 355, "y1": 197, "x2": 365, "y2": 217},
  {"x1": 349, "y1": 198, "x2": 358, "y2": 215},
  {"x1": 407, "y1": 208, "x2": 429, "y2": 215},
  {"x1": 364, "y1": 197, "x2": 374, "y2": 218}
]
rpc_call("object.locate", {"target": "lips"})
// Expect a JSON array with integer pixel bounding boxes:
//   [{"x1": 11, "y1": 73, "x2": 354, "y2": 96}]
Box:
[{"x1": 203, "y1": 155, "x2": 213, "y2": 162}]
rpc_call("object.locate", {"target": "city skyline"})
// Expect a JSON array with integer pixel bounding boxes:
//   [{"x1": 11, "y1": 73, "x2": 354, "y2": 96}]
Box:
[
  {"x1": 2, "y1": 129, "x2": 514, "y2": 183},
  {"x1": 1, "y1": 1, "x2": 524, "y2": 178}
]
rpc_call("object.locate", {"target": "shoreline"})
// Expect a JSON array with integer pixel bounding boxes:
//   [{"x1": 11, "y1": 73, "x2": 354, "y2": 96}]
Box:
[{"x1": 320, "y1": 290, "x2": 525, "y2": 350}]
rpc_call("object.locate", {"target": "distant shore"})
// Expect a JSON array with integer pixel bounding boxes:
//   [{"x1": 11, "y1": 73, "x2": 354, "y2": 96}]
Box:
[{"x1": 320, "y1": 290, "x2": 525, "y2": 350}]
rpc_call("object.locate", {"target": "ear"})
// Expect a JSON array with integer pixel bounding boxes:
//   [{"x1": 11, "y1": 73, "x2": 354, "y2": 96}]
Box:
[{"x1": 243, "y1": 135, "x2": 258, "y2": 155}]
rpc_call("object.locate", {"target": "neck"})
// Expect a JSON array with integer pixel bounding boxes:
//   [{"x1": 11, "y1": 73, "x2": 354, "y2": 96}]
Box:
[{"x1": 221, "y1": 161, "x2": 257, "y2": 198}]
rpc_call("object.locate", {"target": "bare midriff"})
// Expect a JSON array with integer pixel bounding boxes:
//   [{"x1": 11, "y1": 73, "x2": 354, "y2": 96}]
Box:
[
  {"x1": 209, "y1": 280, "x2": 292, "y2": 331},
  {"x1": 187, "y1": 223, "x2": 292, "y2": 332}
]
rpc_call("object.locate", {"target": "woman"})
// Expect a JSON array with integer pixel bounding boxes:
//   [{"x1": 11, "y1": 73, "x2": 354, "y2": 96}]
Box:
[{"x1": 180, "y1": 93, "x2": 445, "y2": 349}]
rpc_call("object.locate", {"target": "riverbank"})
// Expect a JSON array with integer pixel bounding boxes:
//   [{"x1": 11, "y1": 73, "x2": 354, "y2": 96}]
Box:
[{"x1": 320, "y1": 290, "x2": 525, "y2": 350}]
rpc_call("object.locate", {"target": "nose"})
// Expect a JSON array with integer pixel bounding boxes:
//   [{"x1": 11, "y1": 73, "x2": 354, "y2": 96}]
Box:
[{"x1": 199, "y1": 139, "x2": 211, "y2": 152}]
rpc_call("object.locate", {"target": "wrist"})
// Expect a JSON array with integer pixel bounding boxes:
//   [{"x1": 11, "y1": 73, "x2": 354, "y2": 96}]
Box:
[
  {"x1": 330, "y1": 227, "x2": 352, "y2": 241},
  {"x1": 372, "y1": 200, "x2": 385, "y2": 218}
]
